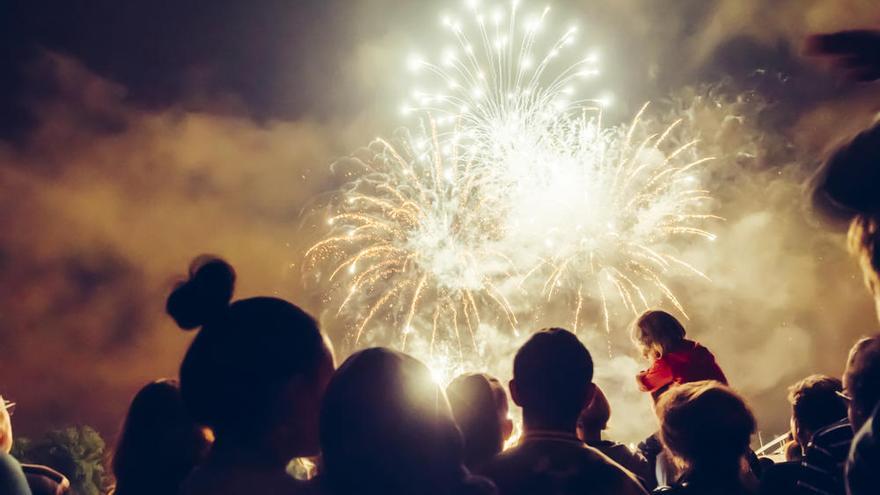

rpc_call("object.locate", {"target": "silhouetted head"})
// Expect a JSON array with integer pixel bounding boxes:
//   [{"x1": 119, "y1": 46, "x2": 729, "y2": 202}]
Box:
[
  {"x1": 576, "y1": 386, "x2": 610, "y2": 443},
  {"x1": 843, "y1": 335, "x2": 880, "y2": 430},
  {"x1": 787, "y1": 375, "x2": 847, "y2": 450},
  {"x1": 167, "y1": 256, "x2": 334, "y2": 462},
  {"x1": 810, "y1": 121, "x2": 880, "y2": 319},
  {"x1": 320, "y1": 348, "x2": 493, "y2": 495},
  {"x1": 657, "y1": 381, "x2": 755, "y2": 477},
  {"x1": 510, "y1": 328, "x2": 595, "y2": 432},
  {"x1": 112, "y1": 379, "x2": 210, "y2": 495},
  {"x1": 631, "y1": 310, "x2": 687, "y2": 360},
  {"x1": 446, "y1": 373, "x2": 514, "y2": 469}
]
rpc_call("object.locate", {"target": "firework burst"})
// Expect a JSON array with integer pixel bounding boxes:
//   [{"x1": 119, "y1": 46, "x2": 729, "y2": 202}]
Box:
[
  {"x1": 509, "y1": 104, "x2": 720, "y2": 334},
  {"x1": 305, "y1": 0, "x2": 719, "y2": 369},
  {"x1": 304, "y1": 123, "x2": 519, "y2": 359}
]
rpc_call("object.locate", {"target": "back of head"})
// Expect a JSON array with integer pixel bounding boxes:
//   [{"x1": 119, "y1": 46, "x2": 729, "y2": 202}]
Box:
[
  {"x1": 577, "y1": 386, "x2": 611, "y2": 439},
  {"x1": 787, "y1": 375, "x2": 847, "y2": 443},
  {"x1": 112, "y1": 380, "x2": 209, "y2": 495},
  {"x1": 632, "y1": 310, "x2": 686, "y2": 357},
  {"x1": 844, "y1": 335, "x2": 880, "y2": 429},
  {"x1": 513, "y1": 328, "x2": 593, "y2": 428},
  {"x1": 657, "y1": 381, "x2": 755, "y2": 475},
  {"x1": 167, "y1": 256, "x2": 329, "y2": 451},
  {"x1": 320, "y1": 348, "x2": 479, "y2": 495},
  {"x1": 447, "y1": 373, "x2": 504, "y2": 468}
]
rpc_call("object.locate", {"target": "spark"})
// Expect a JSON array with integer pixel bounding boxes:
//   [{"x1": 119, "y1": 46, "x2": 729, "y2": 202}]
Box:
[
  {"x1": 304, "y1": 124, "x2": 518, "y2": 356},
  {"x1": 305, "y1": 0, "x2": 719, "y2": 367}
]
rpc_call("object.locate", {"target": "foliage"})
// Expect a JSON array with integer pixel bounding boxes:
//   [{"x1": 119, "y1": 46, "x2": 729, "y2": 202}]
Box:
[{"x1": 12, "y1": 425, "x2": 110, "y2": 495}]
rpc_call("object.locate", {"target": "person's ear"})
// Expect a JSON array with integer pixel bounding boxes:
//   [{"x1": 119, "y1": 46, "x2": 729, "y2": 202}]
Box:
[
  {"x1": 583, "y1": 382, "x2": 597, "y2": 409},
  {"x1": 509, "y1": 379, "x2": 523, "y2": 407},
  {"x1": 502, "y1": 417, "x2": 514, "y2": 442}
]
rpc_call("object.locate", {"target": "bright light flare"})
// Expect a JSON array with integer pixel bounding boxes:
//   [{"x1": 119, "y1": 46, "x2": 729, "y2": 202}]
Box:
[{"x1": 305, "y1": 0, "x2": 719, "y2": 367}]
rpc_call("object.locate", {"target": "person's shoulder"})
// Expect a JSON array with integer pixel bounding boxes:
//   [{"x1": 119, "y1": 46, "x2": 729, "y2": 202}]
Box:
[
  {"x1": 813, "y1": 418, "x2": 852, "y2": 440},
  {"x1": 480, "y1": 443, "x2": 526, "y2": 475},
  {"x1": 808, "y1": 418, "x2": 853, "y2": 457}
]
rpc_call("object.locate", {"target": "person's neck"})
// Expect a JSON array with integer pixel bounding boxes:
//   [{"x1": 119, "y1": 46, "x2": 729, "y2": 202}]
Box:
[
  {"x1": 581, "y1": 430, "x2": 602, "y2": 445},
  {"x1": 211, "y1": 436, "x2": 290, "y2": 470},
  {"x1": 522, "y1": 416, "x2": 578, "y2": 437},
  {"x1": 684, "y1": 463, "x2": 742, "y2": 484}
]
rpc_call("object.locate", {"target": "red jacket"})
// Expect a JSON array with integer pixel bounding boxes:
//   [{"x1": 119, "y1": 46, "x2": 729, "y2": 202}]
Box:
[{"x1": 636, "y1": 339, "x2": 727, "y2": 400}]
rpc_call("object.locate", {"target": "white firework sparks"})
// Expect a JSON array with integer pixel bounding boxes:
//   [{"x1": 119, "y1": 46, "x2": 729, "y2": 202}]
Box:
[
  {"x1": 304, "y1": 124, "x2": 519, "y2": 360},
  {"x1": 510, "y1": 104, "x2": 720, "y2": 334},
  {"x1": 305, "y1": 0, "x2": 719, "y2": 368}
]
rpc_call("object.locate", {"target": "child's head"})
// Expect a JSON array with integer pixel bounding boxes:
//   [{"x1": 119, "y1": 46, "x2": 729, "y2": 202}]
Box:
[
  {"x1": 576, "y1": 385, "x2": 610, "y2": 442},
  {"x1": 631, "y1": 310, "x2": 686, "y2": 360},
  {"x1": 446, "y1": 373, "x2": 514, "y2": 469},
  {"x1": 319, "y1": 348, "x2": 484, "y2": 495}
]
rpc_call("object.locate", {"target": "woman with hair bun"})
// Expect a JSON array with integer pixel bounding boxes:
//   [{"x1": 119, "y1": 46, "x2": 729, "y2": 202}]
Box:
[{"x1": 167, "y1": 256, "x2": 335, "y2": 495}]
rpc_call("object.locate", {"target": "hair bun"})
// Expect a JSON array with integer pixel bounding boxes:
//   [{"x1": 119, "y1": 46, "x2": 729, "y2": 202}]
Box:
[{"x1": 167, "y1": 256, "x2": 236, "y2": 330}]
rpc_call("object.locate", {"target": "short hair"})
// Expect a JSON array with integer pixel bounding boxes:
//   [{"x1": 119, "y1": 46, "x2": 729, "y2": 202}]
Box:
[
  {"x1": 446, "y1": 373, "x2": 504, "y2": 468},
  {"x1": 657, "y1": 381, "x2": 755, "y2": 471},
  {"x1": 577, "y1": 386, "x2": 611, "y2": 434},
  {"x1": 845, "y1": 336, "x2": 880, "y2": 420},
  {"x1": 631, "y1": 310, "x2": 687, "y2": 356},
  {"x1": 513, "y1": 328, "x2": 593, "y2": 426},
  {"x1": 787, "y1": 375, "x2": 847, "y2": 436}
]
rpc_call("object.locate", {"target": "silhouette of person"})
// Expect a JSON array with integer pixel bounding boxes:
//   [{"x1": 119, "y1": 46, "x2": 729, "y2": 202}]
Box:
[
  {"x1": 316, "y1": 347, "x2": 495, "y2": 495},
  {"x1": 111, "y1": 379, "x2": 211, "y2": 495},
  {"x1": 479, "y1": 328, "x2": 647, "y2": 495},
  {"x1": 167, "y1": 256, "x2": 335, "y2": 495},
  {"x1": 577, "y1": 386, "x2": 654, "y2": 489},
  {"x1": 808, "y1": 58, "x2": 880, "y2": 493},
  {"x1": 654, "y1": 381, "x2": 758, "y2": 495},
  {"x1": 446, "y1": 373, "x2": 515, "y2": 471}
]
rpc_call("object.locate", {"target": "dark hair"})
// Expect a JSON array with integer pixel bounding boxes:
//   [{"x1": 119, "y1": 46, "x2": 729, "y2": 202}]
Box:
[
  {"x1": 631, "y1": 310, "x2": 687, "y2": 357},
  {"x1": 845, "y1": 336, "x2": 880, "y2": 425},
  {"x1": 811, "y1": 122, "x2": 880, "y2": 221},
  {"x1": 112, "y1": 380, "x2": 210, "y2": 495},
  {"x1": 513, "y1": 328, "x2": 593, "y2": 427},
  {"x1": 446, "y1": 373, "x2": 505, "y2": 469},
  {"x1": 167, "y1": 256, "x2": 327, "y2": 440},
  {"x1": 578, "y1": 385, "x2": 611, "y2": 435},
  {"x1": 811, "y1": 122, "x2": 880, "y2": 297},
  {"x1": 319, "y1": 348, "x2": 494, "y2": 495},
  {"x1": 787, "y1": 375, "x2": 847, "y2": 439},
  {"x1": 657, "y1": 381, "x2": 755, "y2": 474}
]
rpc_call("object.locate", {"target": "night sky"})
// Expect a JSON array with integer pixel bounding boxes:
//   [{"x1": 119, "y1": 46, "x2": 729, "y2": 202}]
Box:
[{"x1": 2, "y1": 0, "x2": 880, "y2": 444}]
